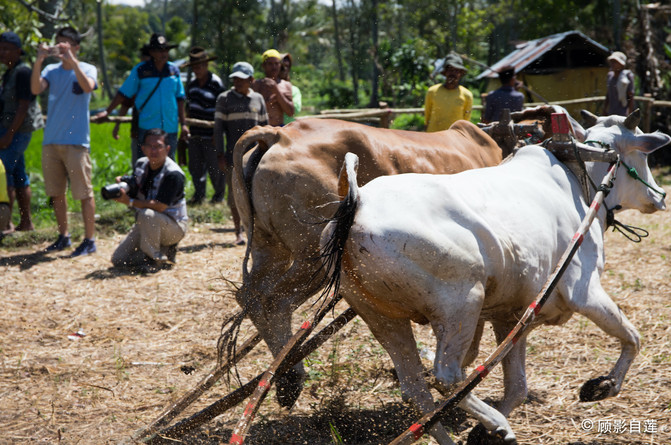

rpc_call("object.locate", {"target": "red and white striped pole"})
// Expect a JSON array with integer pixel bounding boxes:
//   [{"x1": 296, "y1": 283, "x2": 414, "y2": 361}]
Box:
[{"x1": 229, "y1": 293, "x2": 343, "y2": 444}]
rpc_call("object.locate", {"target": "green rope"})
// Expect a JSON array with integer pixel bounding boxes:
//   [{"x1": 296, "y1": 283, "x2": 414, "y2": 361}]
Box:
[
  {"x1": 583, "y1": 140, "x2": 610, "y2": 149},
  {"x1": 584, "y1": 140, "x2": 666, "y2": 199},
  {"x1": 620, "y1": 160, "x2": 667, "y2": 198}
]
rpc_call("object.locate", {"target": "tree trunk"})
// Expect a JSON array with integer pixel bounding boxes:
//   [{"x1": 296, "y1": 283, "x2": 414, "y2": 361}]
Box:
[
  {"x1": 96, "y1": 1, "x2": 113, "y2": 100},
  {"x1": 192, "y1": 0, "x2": 199, "y2": 46},
  {"x1": 368, "y1": 0, "x2": 379, "y2": 107},
  {"x1": 347, "y1": 0, "x2": 359, "y2": 105},
  {"x1": 331, "y1": 0, "x2": 345, "y2": 82}
]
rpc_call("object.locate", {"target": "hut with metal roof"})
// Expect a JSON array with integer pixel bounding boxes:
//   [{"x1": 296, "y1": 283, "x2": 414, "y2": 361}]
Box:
[{"x1": 477, "y1": 31, "x2": 611, "y2": 116}]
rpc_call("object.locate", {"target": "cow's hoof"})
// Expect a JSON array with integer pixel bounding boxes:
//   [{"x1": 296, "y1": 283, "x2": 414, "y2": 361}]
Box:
[
  {"x1": 275, "y1": 367, "x2": 306, "y2": 408},
  {"x1": 467, "y1": 423, "x2": 517, "y2": 445},
  {"x1": 579, "y1": 376, "x2": 616, "y2": 402}
]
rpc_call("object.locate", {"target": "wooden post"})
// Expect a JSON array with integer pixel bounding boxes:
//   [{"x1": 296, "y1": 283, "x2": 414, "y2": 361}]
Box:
[
  {"x1": 642, "y1": 94, "x2": 653, "y2": 133},
  {"x1": 379, "y1": 102, "x2": 390, "y2": 128}
]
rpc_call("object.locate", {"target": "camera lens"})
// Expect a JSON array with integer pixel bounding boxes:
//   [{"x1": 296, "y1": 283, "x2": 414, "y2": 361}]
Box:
[
  {"x1": 101, "y1": 182, "x2": 129, "y2": 200},
  {"x1": 101, "y1": 184, "x2": 122, "y2": 200}
]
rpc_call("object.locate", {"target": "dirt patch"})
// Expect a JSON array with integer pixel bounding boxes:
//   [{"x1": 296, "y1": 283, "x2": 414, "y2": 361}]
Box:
[{"x1": 1, "y1": 195, "x2": 671, "y2": 444}]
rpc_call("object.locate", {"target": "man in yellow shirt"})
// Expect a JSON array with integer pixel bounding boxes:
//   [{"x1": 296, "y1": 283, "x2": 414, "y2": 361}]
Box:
[{"x1": 424, "y1": 52, "x2": 473, "y2": 132}]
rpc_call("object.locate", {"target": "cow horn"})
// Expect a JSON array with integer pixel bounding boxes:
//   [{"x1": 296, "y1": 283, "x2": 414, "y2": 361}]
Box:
[
  {"x1": 624, "y1": 109, "x2": 641, "y2": 130},
  {"x1": 580, "y1": 110, "x2": 598, "y2": 128}
]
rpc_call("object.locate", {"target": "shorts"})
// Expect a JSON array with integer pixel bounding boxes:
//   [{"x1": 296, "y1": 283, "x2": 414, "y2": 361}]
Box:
[
  {"x1": 42, "y1": 144, "x2": 94, "y2": 200},
  {"x1": 0, "y1": 128, "x2": 32, "y2": 188}
]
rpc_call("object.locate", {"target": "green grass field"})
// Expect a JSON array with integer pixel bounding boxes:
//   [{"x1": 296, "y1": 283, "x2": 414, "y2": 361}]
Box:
[{"x1": 2, "y1": 122, "x2": 227, "y2": 248}]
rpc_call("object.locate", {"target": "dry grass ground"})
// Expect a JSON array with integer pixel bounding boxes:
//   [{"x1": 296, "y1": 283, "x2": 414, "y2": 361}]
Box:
[{"x1": 1, "y1": 181, "x2": 670, "y2": 445}]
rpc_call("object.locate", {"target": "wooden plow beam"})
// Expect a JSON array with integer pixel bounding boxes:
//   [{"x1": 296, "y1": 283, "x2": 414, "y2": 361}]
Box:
[{"x1": 388, "y1": 159, "x2": 619, "y2": 445}]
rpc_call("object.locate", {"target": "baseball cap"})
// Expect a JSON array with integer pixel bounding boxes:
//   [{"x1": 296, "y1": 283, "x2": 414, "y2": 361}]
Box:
[
  {"x1": 229, "y1": 61, "x2": 254, "y2": 79},
  {"x1": 0, "y1": 32, "x2": 24, "y2": 54},
  {"x1": 607, "y1": 51, "x2": 627, "y2": 66},
  {"x1": 262, "y1": 49, "x2": 282, "y2": 62}
]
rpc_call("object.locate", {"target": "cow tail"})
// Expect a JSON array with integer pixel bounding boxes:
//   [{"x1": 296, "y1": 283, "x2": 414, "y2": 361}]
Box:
[
  {"x1": 315, "y1": 152, "x2": 360, "y2": 304},
  {"x1": 232, "y1": 126, "x2": 280, "y2": 281}
]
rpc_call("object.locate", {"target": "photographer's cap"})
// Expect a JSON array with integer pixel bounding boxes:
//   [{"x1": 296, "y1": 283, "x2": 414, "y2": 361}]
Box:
[
  {"x1": 229, "y1": 61, "x2": 254, "y2": 79},
  {"x1": 0, "y1": 32, "x2": 25, "y2": 54}
]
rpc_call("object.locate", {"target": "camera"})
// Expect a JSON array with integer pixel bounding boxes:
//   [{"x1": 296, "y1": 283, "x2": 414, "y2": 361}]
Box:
[
  {"x1": 46, "y1": 46, "x2": 61, "y2": 57},
  {"x1": 101, "y1": 175, "x2": 137, "y2": 200}
]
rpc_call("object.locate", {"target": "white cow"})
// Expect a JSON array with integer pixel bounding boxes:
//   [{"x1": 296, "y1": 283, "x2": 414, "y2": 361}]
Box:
[{"x1": 319, "y1": 110, "x2": 669, "y2": 444}]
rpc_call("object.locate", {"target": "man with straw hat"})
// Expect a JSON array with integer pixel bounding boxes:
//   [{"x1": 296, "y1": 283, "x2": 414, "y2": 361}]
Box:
[
  {"x1": 424, "y1": 51, "x2": 473, "y2": 132},
  {"x1": 182, "y1": 47, "x2": 225, "y2": 204}
]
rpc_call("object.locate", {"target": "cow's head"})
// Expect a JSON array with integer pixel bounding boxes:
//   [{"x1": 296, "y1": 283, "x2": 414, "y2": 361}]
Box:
[{"x1": 581, "y1": 109, "x2": 670, "y2": 214}]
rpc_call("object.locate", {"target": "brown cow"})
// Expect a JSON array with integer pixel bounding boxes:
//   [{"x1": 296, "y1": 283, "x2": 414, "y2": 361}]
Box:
[{"x1": 228, "y1": 118, "x2": 502, "y2": 407}]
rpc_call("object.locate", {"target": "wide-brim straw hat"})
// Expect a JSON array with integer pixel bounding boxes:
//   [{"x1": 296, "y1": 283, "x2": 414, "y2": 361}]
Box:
[{"x1": 182, "y1": 46, "x2": 217, "y2": 68}]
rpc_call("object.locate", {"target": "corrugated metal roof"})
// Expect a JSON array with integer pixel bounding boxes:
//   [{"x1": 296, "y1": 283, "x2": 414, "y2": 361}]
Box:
[{"x1": 476, "y1": 30, "x2": 610, "y2": 80}]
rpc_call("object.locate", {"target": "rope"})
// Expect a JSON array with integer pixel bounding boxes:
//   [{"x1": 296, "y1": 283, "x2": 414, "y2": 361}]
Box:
[
  {"x1": 620, "y1": 159, "x2": 667, "y2": 198},
  {"x1": 572, "y1": 140, "x2": 655, "y2": 243},
  {"x1": 606, "y1": 205, "x2": 649, "y2": 242}
]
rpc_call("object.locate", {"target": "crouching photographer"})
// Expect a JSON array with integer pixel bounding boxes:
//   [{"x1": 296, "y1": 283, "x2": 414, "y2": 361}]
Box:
[{"x1": 110, "y1": 128, "x2": 188, "y2": 269}]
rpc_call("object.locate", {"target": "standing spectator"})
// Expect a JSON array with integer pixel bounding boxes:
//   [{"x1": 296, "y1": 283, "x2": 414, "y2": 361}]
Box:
[
  {"x1": 279, "y1": 52, "x2": 301, "y2": 124},
  {"x1": 424, "y1": 51, "x2": 473, "y2": 132},
  {"x1": 30, "y1": 26, "x2": 98, "y2": 256},
  {"x1": 183, "y1": 47, "x2": 225, "y2": 204},
  {"x1": 0, "y1": 31, "x2": 43, "y2": 233},
  {"x1": 603, "y1": 51, "x2": 634, "y2": 117},
  {"x1": 214, "y1": 61, "x2": 268, "y2": 245},
  {"x1": 104, "y1": 45, "x2": 151, "y2": 168},
  {"x1": 0, "y1": 159, "x2": 10, "y2": 238},
  {"x1": 482, "y1": 65, "x2": 524, "y2": 124},
  {"x1": 111, "y1": 128, "x2": 188, "y2": 270},
  {"x1": 95, "y1": 33, "x2": 188, "y2": 161},
  {"x1": 252, "y1": 49, "x2": 293, "y2": 126}
]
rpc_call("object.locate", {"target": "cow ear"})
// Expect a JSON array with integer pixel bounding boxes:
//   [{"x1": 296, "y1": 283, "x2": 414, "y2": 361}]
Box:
[
  {"x1": 580, "y1": 110, "x2": 598, "y2": 128},
  {"x1": 633, "y1": 131, "x2": 671, "y2": 154},
  {"x1": 624, "y1": 109, "x2": 641, "y2": 131}
]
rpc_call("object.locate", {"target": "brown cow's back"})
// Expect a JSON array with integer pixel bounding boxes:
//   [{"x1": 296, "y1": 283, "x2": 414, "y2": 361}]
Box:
[{"x1": 245, "y1": 119, "x2": 501, "y2": 259}]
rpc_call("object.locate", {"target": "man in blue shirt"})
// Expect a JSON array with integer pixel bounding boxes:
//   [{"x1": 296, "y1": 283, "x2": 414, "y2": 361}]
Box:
[
  {"x1": 31, "y1": 26, "x2": 98, "y2": 256},
  {"x1": 96, "y1": 33, "x2": 188, "y2": 162},
  {"x1": 482, "y1": 65, "x2": 524, "y2": 124}
]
